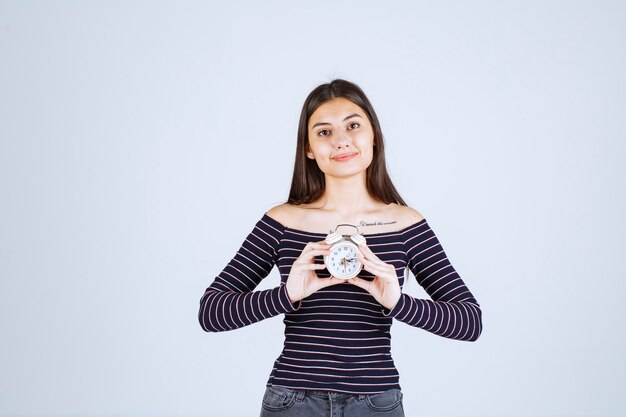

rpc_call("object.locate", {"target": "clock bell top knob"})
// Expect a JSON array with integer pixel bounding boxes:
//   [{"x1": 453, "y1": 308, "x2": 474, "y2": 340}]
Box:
[
  {"x1": 350, "y1": 233, "x2": 366, "y2": 246},
  {"x1": 325, "y1": 231, "x2": 342, "y2": 245}
]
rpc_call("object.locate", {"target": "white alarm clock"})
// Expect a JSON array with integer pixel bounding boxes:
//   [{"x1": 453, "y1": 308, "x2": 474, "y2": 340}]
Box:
[{"x1": 323, "y1": 224, "x2": 367, "y2": 280}]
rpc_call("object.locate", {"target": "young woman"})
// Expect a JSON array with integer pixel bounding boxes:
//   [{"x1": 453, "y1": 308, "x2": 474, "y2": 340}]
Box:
[{"x1": 198, "y1": 79, "x2": 482, "y2": 417}]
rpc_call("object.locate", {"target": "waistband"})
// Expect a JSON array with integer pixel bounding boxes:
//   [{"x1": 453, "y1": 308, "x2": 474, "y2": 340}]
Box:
[
  {"x1": 268, "y1": 385, "x2": 397, "y2": 400},
  {"x1": 284, "y1": 389, "x2": 372, "y2": 401}
]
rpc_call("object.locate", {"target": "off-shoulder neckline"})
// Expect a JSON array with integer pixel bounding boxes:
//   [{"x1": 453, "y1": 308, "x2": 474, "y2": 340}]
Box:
[{"x1": 262, "y1": 213, "x2": 428, "y2": 238}]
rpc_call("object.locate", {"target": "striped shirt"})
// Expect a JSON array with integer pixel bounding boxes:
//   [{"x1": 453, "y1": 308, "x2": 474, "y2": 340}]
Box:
[{"x1": 198, "y1": 213, "x2": 482, "y2": 395}]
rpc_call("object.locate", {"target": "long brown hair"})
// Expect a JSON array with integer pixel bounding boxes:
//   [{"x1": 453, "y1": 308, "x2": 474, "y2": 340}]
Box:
[{"x1": 287, "y1": 79, "x2": 406, "y2": 206}]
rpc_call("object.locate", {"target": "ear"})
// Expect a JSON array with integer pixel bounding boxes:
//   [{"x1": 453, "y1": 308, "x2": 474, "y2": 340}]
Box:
[{"x1": 306, "y1": 143, "x2": 315, "y2": 159}]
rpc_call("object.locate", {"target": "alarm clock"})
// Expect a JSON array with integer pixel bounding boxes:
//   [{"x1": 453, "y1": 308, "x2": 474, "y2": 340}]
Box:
[{"x1": 323, "y1": 224, "x2": 367, "y2": 280}]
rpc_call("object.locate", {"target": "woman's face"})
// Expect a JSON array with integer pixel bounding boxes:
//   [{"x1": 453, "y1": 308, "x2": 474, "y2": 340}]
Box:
[{"x1": 306, "y1": 97, "x2": 375, "y2": 179}]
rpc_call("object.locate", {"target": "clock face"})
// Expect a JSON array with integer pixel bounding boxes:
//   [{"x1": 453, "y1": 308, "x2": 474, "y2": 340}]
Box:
[{"x1": 324, "y1": 241, "x2": 363, "y2": 279}]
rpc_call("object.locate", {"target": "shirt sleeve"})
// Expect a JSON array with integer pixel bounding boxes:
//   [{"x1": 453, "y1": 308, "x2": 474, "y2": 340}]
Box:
[
  {"x1": 381, "y1": 219, "x2": 483, "y2": 342},
  {"x1": 198, "y1": 214, "x2": 302, "y2": 332}
]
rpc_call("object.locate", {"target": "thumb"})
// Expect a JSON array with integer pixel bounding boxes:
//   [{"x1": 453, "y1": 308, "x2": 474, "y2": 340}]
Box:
[{"x1": 319, "y1": 275, "x2": 344, "y2": 289}]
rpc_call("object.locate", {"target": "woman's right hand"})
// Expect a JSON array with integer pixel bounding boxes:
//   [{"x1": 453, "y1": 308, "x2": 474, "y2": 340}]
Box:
[{"x1": 285, "y1": 240, "x2": 345, "y2": 303}]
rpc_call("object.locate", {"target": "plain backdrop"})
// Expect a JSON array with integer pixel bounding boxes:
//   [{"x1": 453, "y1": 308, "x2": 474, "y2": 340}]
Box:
[{"x1": 1, "y1": 1, "x2": 625, "y2": 416}]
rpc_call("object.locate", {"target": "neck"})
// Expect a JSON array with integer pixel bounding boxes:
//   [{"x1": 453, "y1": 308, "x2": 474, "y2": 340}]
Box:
[{"x1": 319, "y1": 173, "x2": 378, "y2": 215}]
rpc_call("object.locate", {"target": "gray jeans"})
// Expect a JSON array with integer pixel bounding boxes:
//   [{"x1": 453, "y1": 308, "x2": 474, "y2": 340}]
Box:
[{"x1": 260, "y1": 385, "x2": 405, "y2": 417}]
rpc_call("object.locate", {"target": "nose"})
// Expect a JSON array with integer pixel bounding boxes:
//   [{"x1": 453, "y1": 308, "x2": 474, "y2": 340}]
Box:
[{"x1": 333, "y1": 131, "x2": 351, "y2": 149}]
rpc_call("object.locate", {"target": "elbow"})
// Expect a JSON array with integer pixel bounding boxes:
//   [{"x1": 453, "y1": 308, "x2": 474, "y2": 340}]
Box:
[
  {"x1": 198, "y1": 313, "x2": 213, "y2": 332},
  {"x1": 455, "y1": 302, "x2": 482, "y2": 342},
  {"x1": 468, "y1": 327, "x2": 482, "y2": 342},
  {"x1": 197, "y1": 296, "x2": 241, "y2": 333},
  {"x1": 200, "y1": 327, "x2": 219, "y2": 333},
  {"x1": 468, "y1": 307, "x2": 483, "y2": 342},
  {"x1": 198, "y1": 317, "x2": 213, "y2": 332},
  {"x1": 198, "y1": 292, "x2": 223, "y2": 332},
  {"x1": 198, "y1": 303, "x2": 228, "y2": 332},
  {"x1": 198, "y1": 314, "x2": 223, "y2": 332},
  {"x1": 455, "y1": 326, "x2": 481, "y2": 342}
]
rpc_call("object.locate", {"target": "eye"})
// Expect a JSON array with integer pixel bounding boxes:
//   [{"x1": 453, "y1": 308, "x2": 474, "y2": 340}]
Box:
[
  {"x1": 317, "y1": 129, "x2": 331, "y2": 137},
  {"x1": 348, "y1": 122, "x2": 360, "y2": 130}
]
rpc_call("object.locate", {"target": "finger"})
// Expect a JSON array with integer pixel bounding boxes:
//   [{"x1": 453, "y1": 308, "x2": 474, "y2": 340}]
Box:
[
  {"x1": 296, "y1": 248, "x2": 331, "y2": 263},
  {"x1": 309, "y1": 240, "x2": 333, "y2": 249},
  {"x1": 357, "y1": 254, "x2": 388, "y2": 272},
  {"x1": 347, "y1": 276, "x2": 374, "y2": 292},
  {"x1": 293, "y1": 263, "x2": 327, "y2": 271},
  {"x1": 301, "y1": 242, "x2": 332, "y2": 256},
  {"x1": 360, "y1": 263, "x2": 385, "y2": 279},
  {"x1": 357, "y1": 252, "x2": 396, "y2": 277},
  {"x1": 360, "y1": 260, "x2": 395, "y2": 280},
  {"x1": 357, "y1": 252, "x2": 385, "y2": 268},
  {"x1": 362, "y1": 246, "x2": 383, "y2": 264},
  {"x1": 358, "y1": 244, "x2": 381, "y2": 261}
]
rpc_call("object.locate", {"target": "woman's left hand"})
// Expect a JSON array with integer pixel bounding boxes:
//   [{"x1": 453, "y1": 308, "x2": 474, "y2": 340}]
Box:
[{"x1": 347, "y1": 244, "x2": 402, "y2": 311}]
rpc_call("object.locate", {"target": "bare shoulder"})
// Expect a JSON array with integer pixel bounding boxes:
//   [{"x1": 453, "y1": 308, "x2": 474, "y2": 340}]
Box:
[
  {"x1": 390, "y1": 204, "x2": 425, "y2": 228},
  {"x1": 265, "y1": 203, "x2": 302, "y2": 228}
]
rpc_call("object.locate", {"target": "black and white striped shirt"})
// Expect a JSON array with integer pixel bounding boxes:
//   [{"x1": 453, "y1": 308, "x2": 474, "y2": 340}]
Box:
[{"x1": 198, "y1": 213, "x2": 482, "y2": 394}]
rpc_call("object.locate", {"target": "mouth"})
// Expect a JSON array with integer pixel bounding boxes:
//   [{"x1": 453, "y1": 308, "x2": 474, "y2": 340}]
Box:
[{"x1": 332, "y1": 152, "x2": 358, "y2": 162}]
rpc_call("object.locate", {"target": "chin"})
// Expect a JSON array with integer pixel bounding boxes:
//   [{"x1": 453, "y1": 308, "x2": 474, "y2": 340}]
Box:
[{"x1": 326, "y1": 168, "x2": 368, "y2": 179}]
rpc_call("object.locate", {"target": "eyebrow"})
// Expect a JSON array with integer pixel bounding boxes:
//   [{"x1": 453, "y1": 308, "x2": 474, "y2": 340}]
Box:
[{"x1": 311, "y1": 113, "x2": 362, "y2": 129}]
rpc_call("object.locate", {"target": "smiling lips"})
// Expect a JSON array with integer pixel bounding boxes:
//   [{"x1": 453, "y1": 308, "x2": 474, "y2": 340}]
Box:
[{"x1": 332, "y1": 152, "x2": 358, "y2": 162}]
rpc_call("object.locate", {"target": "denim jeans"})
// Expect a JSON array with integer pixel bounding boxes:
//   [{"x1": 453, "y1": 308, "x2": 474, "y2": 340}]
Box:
[{"x1": 259, "y1": 385, "x2": 405, "y2": 417}]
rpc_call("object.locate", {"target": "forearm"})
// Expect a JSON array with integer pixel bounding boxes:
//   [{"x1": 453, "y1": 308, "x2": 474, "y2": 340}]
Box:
[
  {"x1": 381, "y1": 293, "x2": 482, "y2": 341},
  {"x1": 198, "y1": 283, "x2": 301, "y2": 332}
]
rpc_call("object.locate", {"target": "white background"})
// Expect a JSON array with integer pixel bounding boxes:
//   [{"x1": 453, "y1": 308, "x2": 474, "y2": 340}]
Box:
[{"x1": 1, "y1": 1, "x2": 625, "y2": 416}]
